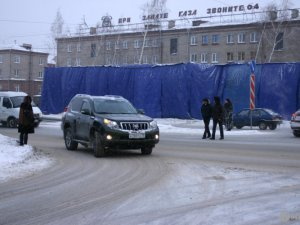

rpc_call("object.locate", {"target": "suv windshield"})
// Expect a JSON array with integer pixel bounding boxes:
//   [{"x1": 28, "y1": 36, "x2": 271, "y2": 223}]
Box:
[
  {"x1": 10, "y1": 96, "x2": 37, "y2": 108},
  {"x1": 94, "y1": 99, "x2": 137, "y2": 114}
]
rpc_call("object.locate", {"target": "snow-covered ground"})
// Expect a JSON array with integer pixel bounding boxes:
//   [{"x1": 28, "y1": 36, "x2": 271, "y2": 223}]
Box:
[
  {"x1": 0, "y1": 117, "x2": 291, "y2": 183},
  {"x1": 1, "y1": 118, "x2": 299, "y2": 224},
  {"x1": 0, "y1": 134, "x2": 53, "y2": 182}
]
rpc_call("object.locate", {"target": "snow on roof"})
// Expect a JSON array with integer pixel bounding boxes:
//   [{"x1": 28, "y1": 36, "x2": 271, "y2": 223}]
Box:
[
  {"x1": 0, "y1": 43, "x2": 48, "y2": 54},
  {"x1": 57, "y1": 9, "x2": 300, "y2": 39}
]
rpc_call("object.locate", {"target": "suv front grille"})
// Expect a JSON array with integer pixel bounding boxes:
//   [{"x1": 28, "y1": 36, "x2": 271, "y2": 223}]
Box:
[{"x1": 120, "y1": 122, "x2": 149, "y2": 131}]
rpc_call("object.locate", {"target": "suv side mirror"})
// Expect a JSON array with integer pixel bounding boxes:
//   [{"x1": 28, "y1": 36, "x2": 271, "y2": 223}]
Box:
[
  {"x1": 137, "y1": 109, "x2": 145, "y2": 114},
  {"x1": 81, "y1": 108, "x2": 91, "y2": 115}
]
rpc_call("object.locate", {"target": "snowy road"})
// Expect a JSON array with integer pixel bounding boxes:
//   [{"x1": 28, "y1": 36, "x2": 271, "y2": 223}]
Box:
[{"x1": 0, "y1": 120, "x2": 300, "y2": 225}]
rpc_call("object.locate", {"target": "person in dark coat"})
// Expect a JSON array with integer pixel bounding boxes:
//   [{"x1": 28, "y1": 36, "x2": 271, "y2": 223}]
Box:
[
  {"x1": 201, "y1": 98, "x2": 212, "y2": 139},
  {"x1": 224, "y1": 98, "x2": 233, "y2": 131},
  {"x1": 18, "y1": 96, "x2": 35, "y2": 146},
  {"x1": 210, "y1": 96, "x2": 224, "y2": 140}
]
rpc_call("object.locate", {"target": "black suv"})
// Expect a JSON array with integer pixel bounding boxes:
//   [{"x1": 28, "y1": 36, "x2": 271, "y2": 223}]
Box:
[{"x1": 61, "y1": 94, "x2": 159, "y2": 157}]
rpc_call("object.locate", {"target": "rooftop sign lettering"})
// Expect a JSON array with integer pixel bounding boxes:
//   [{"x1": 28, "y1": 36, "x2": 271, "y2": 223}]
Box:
[
  {"x1": 142, "y1": 13, "x2": 169, "y2": 21},
  {"x1": 207, "y1": 3, "x2": 259, "y2": 14}
]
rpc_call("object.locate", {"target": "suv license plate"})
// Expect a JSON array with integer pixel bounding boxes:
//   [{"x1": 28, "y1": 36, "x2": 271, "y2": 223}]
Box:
[{"x1": 129, "y1": 132, "x2": 145, "y2": 139}]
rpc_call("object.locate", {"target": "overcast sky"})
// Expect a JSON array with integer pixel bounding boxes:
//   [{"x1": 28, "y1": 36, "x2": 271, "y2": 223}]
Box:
[{"x1": 0, "y1": 0, "x2": 299, "y2": 52}]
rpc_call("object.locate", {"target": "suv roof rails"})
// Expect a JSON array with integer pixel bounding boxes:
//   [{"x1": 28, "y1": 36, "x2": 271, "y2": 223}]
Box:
[{"x1": 104, "y1": 95, "x2": 123, "y2": 98}]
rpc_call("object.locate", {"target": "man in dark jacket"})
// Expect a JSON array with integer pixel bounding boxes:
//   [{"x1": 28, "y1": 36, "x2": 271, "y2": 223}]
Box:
[
  {"x1": 18, "y1": 96, "x2": 35, "y2": 146},
  {"x1": 224, "y1": 98, "x2": 233, "y2": 131},
  {"x1": 201, "y1": 98, "x2": 212, "y2": 139},
  {"x1": 210, "y1": 96, "x2": 224, "y2": 140}
]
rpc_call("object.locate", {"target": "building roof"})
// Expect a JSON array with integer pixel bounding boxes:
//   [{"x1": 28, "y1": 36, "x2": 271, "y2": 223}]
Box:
[
  {"x1": 56, "y1": 9, "x2": 300, "y2": 40},
  {"x1": 0, "y1": 44, "x2": 48, "y2": 55}
]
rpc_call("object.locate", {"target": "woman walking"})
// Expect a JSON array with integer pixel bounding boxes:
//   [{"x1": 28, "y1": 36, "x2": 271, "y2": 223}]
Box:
[{"x1": 18, "y1": 96, "x2": 35, "y2": 146}]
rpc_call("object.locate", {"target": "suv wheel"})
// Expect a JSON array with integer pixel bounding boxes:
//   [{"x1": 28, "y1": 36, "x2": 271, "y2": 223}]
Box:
[
  {"x1": 268, "y1": 123, "x2": 277, "y2": 130},
  {"x1": 93, "y1": 132, "x2": 105, "y2": 157},
  {"x1": 293, "y1": 130, "x2": 300, "y2": 137},
  {"x1": 7, "y1": 117, "x2": 17, "y2": 128},
  {"x1": 141, "y1": 147, "x2": 153, "y2": 155},
  {"x1": 258, "y1": 122, "x2": 267, "y2": 130},
  {"x1": 64, "y1": 128, "x2": 78, "y2": 150}
]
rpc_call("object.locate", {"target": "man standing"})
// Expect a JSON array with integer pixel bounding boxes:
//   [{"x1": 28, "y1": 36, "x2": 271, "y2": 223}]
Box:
[
  {"x1": 224, "y1": 98, "x2": 233, "y2": 131},
  {"x1": 201, "y1": 98, "x2": 212, "y2": 139},
  {"x1": 210, "y1": 96, "x2": 224, "y2": 140}
]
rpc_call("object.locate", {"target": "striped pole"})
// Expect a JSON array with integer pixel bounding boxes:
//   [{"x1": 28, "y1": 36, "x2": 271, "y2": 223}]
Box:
[
  {"x1": 250, "y1": 74, "x2": 255, "y2": 110},
  {"x1": 249, "y1": 61, "x2": 256, "y2": 130}
]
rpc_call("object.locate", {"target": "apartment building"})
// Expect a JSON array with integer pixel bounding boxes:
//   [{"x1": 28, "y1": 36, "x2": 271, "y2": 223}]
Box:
[
  {"x1": 56, "y1": 10, "x2": 300, "y2": 67},
  {"x1": 0, "y1": 44, "x2": 49, "y2": 96}
]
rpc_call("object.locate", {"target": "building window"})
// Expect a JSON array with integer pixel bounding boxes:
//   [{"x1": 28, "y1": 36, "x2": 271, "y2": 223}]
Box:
[
  {"x1": 91, "y1": 43, "x2": 96, "y2": 57},
  {"x1": 122, "y1": 56, "x2": 128, "y2": 65},
  {"x1": 38, "y1": 85, "x2": 42, "y2": 95},
  {"x1": 67, "y1": 44, "x2": 72, "y2": 52},
  {"x1": 134, "y1": 55, "x2": 139, "y2": 64},
  {"x1": 200, "y1": 53, "x2": 208, "y2": 63},
  {"x1": 39, "y1": 57, "x2": 44, "y2": 65},
  {"x1": 106, "y1": 42, "x2": 111, "y2": 50},
  {"x1": 238, "y1": 52, "x2": 245, "y2": 61},
  {"x1": 15, "y1": 84, "x2": 20, "y2": 92},
  {"x1": 38, "y1": 71, "x2": 43, "y2": 79},
  {"x1": 212, "y1": 53, "x2": 218, "y2": 63},
  {"x1": 190, "y1": 53, "x2": 197, "y2": 62},
  {"x1": 77, "y1": 43, "x2": 81, "y2": 52},
  {"x1": 123, "y1": 40, "x2": 128, "y2": 49},
  {"x1": 142, "y1": 55, "x2": 148, "y2": 64},
  {"x1": 144, "y1": 39, "x2": 151, "y2": 47},
  {"x1": 250, "y1": 51, "x2": 256, "y2": 60},
  {"x1": 106, "y1": 56, "x2": 112, "y2": 65},
  {"x1": 14, "y1": 55, "x2": 20, "y2": 63},
  {"x1": 170, "y1": 38, "x2": 178, "y2": 54},
  {"x1": 115, "y1": 41, "x2": 120, "y2": 49},
  {"x1": 238, "y1": 33, "x2": 246, "y2": 43},
  {"x1": 212, "y1": 34, "x2": 219, "y2": 44},
  {"x1": 190, "y1": 36, "x2": 197, "y2": 45},
  {"x1": 134, "y1": 40, "x2": 140, "y2": 48},
  {"x1": 227, "y1": 52, "x2": 234, "y2": 62},
  {"x1": 152, "y1": 39, "x2": 159, "y2": 47},
  {"x1": 14, "y1": 69, "x2": 20, "y2": 77},
  {"x1": 67, "y1": 58, "x2": 72, "y2": 66},
  {"x1": 275, "y1": 32, "x2": 284, "y2": 51},
  {"x1": 0, "y1": 55, "x2": 3, "y2": 63},
  {"x1": 152, "y1": 55, "x2": 158, "y2": 64},
  {"x1": 202, "y1": 35, "x2": 209, "y2": 45},
  {"x1": 75, "y1": 58, "x2": 81, "y2": 66},
  {"x1": 227, "y1": 34, "x2": 234, "y2": 44},
  {"x1": 250, "y1": 32, "x2": 258, "y2": 43}
]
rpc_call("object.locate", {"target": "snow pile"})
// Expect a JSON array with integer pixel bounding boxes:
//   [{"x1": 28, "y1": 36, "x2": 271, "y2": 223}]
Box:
[{"x1": 0, "y1": 134, "x2": 52, "y2": 182}]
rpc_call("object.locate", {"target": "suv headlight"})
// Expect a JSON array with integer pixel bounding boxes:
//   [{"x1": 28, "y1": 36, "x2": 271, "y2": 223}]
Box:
[
  {"x1": 150, "y1": 120, "x2": 158, "y2": 129},
  {"x1": 104, "y1": 118, "x2": 119, "y2": 129}
]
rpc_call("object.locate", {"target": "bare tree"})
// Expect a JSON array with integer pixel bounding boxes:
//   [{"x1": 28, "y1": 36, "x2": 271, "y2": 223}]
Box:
[
  {"x1": 139, "y1": 0, "x2": 168, "y2": 64},
  {"x1": 76, "y1": 16, "x2": 89, "y2": 36},
  {"x1": 258, "y1": 0, "x2": 294, "y2": 62},
  {"x1": 50, "y1": 9, "x2": 64, "y2": 63}
]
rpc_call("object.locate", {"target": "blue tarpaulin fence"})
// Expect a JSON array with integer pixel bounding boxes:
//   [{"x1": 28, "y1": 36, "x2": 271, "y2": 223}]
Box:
[{"x1": 41, "y1": 63, "x2": 300, "y2": 119}]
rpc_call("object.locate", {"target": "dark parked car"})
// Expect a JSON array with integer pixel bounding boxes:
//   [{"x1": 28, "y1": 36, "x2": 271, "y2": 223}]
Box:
[
  {"x1": 233, "y1": 108, "x2": 282, "y2": 130},
  {"x1": 61, "y1": 94, "x2": 159, "y2": 157},
  {"x1": 290, "y1": 109, "x2": 300, "y2": 137}
]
